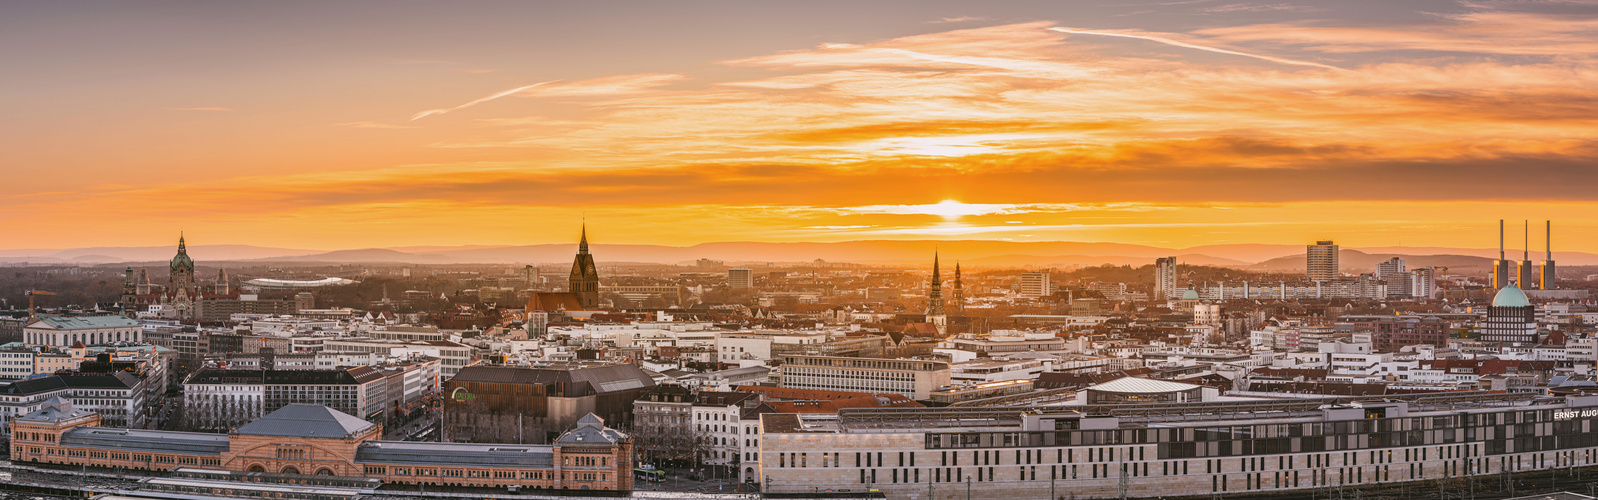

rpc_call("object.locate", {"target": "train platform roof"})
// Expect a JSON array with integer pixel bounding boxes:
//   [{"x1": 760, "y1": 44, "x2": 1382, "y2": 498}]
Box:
[
  {"x1": 63, "y1": 427, "x2": 229, "y2": 455},
  {"x1": 356, "y1": 441, "x2": 554, "y2": 468}
]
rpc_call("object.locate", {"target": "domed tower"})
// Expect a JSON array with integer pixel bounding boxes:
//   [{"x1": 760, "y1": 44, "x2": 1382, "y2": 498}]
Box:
[
  {"x1": 1482, "y1": 285, "x2": 1537, "y2": 344},
  {"x1": 168, "y1": 234, "x2": 197, "y2": 319},
  {"x1": 569, "y1": 224, "x2": 600, "y2": 309},
  {"x1": 170, "y1": 234, "x2": 195, "y2": 291}
]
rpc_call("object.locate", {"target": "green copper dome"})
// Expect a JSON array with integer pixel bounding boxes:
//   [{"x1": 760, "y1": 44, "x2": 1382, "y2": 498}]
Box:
[
  {"x1": 1491, "y1": 284, "x2": 1530, "y2": 308},
  {"x1": 1181, "y1": 288, "x2": 1199, "y2": 300},
  {"x1": 170, "y1": 236, "x2": 193, "y2": 271}
]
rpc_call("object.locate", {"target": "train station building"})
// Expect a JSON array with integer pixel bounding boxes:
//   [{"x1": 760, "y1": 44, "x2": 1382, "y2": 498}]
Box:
[{"x1": 10, "y1": 397, "x2": 633, "y2": 492}]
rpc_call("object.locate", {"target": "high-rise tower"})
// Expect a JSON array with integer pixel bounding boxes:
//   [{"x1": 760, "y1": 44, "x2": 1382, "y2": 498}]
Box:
[
  {"x1": 1540, "y1": 220, "x2": 1557, "y2": 290},
  {"x1": 1154, "y1": 257, "x2": 1178, "y2": 300},
  {"x1": 1306, "y1": 241, "x2": 1338, "y2": 282},
  {"x1": 569, "y1": 224, "x2": 600, "y2": 309},
  {"x1": 926, "y1": 253, "x2": 946, "y2": 334},
  {"x1": 1491, "y1": 220, "x2": 1512, "y2": 289}
]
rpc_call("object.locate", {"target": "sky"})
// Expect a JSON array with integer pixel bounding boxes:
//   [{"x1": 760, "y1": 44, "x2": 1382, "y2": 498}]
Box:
[{"x1": 4, "y1": 0, "x2": 1598, "y2": 251}]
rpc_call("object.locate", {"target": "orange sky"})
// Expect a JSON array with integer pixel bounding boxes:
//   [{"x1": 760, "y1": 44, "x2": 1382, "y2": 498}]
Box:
[{"x1": 4, "y1": 1, "x2": 1598, "y2": 251}]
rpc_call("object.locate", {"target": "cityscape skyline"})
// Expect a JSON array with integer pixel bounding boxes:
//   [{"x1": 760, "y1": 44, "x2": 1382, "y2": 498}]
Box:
[{"x1": 6, "y1": 1, "x2": 1598, "y2": 250}]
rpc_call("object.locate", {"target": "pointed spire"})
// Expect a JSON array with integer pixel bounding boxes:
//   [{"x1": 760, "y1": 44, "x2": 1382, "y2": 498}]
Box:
[
  {"x1": 931, "y1": 251, "x2": 941, "y2": 285},
  {"x1": 178, "y1": 232, "x2": 187, "y2": 254},
  {"x1": 578, "y1": 222, "x2": 589, "y2": 254}
]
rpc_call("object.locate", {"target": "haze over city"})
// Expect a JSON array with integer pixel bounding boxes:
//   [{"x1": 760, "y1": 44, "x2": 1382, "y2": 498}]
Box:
[{"x1": 7, "y1": 1, "x2": 1598, "y2": 251}]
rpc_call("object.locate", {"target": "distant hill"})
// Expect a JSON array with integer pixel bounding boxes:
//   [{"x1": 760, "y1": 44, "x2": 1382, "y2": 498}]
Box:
[
  {"x1": 0, "y1": 244, "x2": 320, "y2": 264},
  {"x1": 962, "y1": 253, "x2": 1249, "y2": 269},
  {"x1": 1251, "y1": 249, "x2": 1496, "y2": 273},
  {"x1": 270, "y1": 248, "x2": 452, "y2": 263},
  {"x1": 3, "y1": 239, "x2": 1596, "y2": 268}
]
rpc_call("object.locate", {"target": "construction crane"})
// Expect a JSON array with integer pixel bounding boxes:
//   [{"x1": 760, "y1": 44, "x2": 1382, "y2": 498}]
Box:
[{"x1": 25, "y1": 290, "x2": 55, "y2": 320}]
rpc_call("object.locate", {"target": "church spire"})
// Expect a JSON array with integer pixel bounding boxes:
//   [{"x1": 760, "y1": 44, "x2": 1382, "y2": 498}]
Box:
[
  {"x1": 928, "y1": 251, "x2": 944, "y2": 317},
  {"x1": 953, "y1": 262, "x2": 964, "y2": 314},
  {"x1": 178, "y1": 232, "x2": 187, "y2": 254},
  {"x1": 579, "y1": 223, "x2": 589, "y2": 254}
]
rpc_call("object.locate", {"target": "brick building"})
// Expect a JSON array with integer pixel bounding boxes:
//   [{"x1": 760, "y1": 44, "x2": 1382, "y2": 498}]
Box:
[{"x1": 12, "y1": 398, "x2": 633, "y2": 492}]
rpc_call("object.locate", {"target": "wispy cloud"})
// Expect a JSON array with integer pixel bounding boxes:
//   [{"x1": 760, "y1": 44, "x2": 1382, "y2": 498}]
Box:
[
  {"x1": 410, "y1": 73, "x2": 686, "y2": 121},
  {"x1": 336, "y1": 121, "x2": 419, "y2": 129},
  {"x1": 1048, "y1": 27, "x2": 1344, "y2": 69},
  {"x1": 411, "y1": 81, "x2": 559, "y2": 120},
  {"x1": 1200, "y1": 3, "x2": 1315, "y2": 13},
  {"x1": 1196, "y1": 11, "x2": 1598, "y2": 54},
  {"x1": 932, "y1": 16, "x2": 986, "y2": 24}
]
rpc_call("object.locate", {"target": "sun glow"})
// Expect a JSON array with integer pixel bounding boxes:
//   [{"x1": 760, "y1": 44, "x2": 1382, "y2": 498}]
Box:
[{"x1": 886, "y1": 200, "x2": 1015, "y2": 220}]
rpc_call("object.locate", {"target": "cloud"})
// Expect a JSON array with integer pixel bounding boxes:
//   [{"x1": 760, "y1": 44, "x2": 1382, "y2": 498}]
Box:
[
  {"x1": 410, "y1": 74, "x2": 686, "y2": 120},
  {"x1": 19, "y1": 16, "x2": 1598, "y2": 249},
  {"x1": 1048, "y1": 27, "x2": 1344, "y2": 70},
  {"x1": 1195, "y1": 11, "x2": 1598, "y2": 55},
  {"x1": 1199, "y1": 3, "x2": 1316, "y2": 13},
  {"x1": 932, "y1": 16, "x2": 986, "y2": 23},
  {"x1": 336, "y1": 121, "x2": 419, "y2": 129},
  {"x1": 411, "y1": 80, "x2": 558, "y2": 120},
  {"x1": 171, "y1": 107, "x2": 234, "y2": 112}
]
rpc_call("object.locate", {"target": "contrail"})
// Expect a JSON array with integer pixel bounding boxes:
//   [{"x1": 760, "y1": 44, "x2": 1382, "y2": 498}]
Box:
[
  {"x1": 411, "y1": 80, "x2": 560, "y2": 120},
  {"x1": 1048, "y1": 27, "x2": 1344, "y2": 70}
]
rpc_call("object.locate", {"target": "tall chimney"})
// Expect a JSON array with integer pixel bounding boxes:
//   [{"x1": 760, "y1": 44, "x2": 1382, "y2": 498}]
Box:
[
  {"x1": 1499, "y1": 219, "x2": 1505, "y2": 260},
  {"x1": 1523, "y1": 220, "x2": 1529, "y2": 261},
  {"x1": 1546, "y1": 220, "x2": 1552, "y2": 260}
]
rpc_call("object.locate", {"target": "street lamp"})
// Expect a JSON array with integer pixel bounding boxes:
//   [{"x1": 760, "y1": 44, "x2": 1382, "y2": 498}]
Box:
[{"x1": 966, "y1": 475, "x2": 972, "y2": 500}]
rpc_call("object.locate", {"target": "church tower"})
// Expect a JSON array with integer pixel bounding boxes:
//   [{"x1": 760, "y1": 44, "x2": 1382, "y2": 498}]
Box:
[
  {"x1": 927, "y1": 252, "x2": 947, "y2": 334},
  {"x1": 569, "y1": 224, "x2": 600, "y2": 309},
  {"x1": 952, "y1": 262, "x2": 964, "y2": 315}
]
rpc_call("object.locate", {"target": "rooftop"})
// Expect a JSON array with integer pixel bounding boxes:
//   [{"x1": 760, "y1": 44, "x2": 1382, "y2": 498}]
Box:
[
  {"x1": 62, "y1": 427, "x2": 229, "y2": 455},
  {"x1": 27, "y1": 316, "x2": 139, "y2": 330},
  {"x1": 357, "y1": 441, "x2": 553, "y2": 468},
  {"x1": 235, "y1": 404, "x2": 374, "y2": 439},
  {"x1": 1086, "y1": 377, "x2": 1202, "y2": 394},
  {"x1": 1493, "y1": 285, "x2": 1531, "y2": 308}
]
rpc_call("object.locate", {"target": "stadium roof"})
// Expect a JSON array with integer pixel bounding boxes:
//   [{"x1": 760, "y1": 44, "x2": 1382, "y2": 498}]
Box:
[
  {"x1": 243, "y1": 277, "x2": 355, "y2": 288},
  {"x1": 1087, "y1": 377, "x2": 1202, "y2": 394}
]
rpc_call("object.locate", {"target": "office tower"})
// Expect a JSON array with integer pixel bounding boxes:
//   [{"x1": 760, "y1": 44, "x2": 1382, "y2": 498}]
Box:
[
  {"x1": 1491, "y1": 220, "x2": 1512, "y2": 289},
  {"x1": 727, "y1": 267, "x2": 753, "y2": 289},
  {"x1": 1481, "y1": 285, "x2": 1537, "y2": 344},
  {"x1": 568, "y1": 224, "x2": 600, "y2": 309},
  {"x1": 1154, "y1": 257, "x2": 1178, "y2": 300},
  {"x1": 1375, "y1": 257, "x2": 1411, "y2": 298},
  {"x1": 1411, "y1": 267, "x2": 1436, "y2": 299},
  {"x1": 1517, "y1": 220, "x2": 1536, "y2": 289},
  {"x1": 1540, "y1": 220, "x2": 1557, "y2": 290},
  {"x1": 1306, "y1": 241, "x2": 1339, "y2": 282},
  {"x1": 1375, "y1": 257, "x2": 1405, "y2": 278},
  {"x1": 1019, "y1": 271, "x2": 1052, "y2": 299}
]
